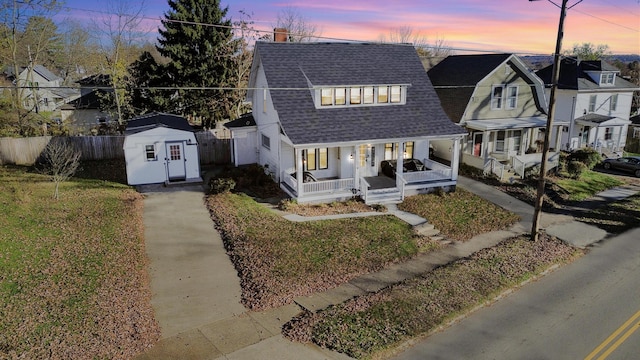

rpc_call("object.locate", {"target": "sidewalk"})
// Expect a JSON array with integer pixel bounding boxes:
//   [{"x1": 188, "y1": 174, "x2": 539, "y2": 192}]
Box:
[{"x1": 135, "y1": 177, "x2": 638, "y2": 359}]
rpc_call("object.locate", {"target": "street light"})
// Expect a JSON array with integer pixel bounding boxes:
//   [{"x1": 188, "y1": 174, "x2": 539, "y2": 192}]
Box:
[{"x1": 529, "y1": 0, "x2": 582, "y2": 241}]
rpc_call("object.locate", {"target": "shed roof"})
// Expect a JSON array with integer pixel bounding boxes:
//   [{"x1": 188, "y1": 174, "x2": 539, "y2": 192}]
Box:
[
  {"x1": 251, "y1": 42, "x2": 465, "y2": 146},
  {"x1": 125, "y1": 113, "x2": 194, "y2": 135}
]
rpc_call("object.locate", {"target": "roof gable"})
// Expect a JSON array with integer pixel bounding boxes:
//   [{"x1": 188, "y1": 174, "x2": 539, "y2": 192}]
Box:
[
  {"x1": 536, "y1": 58, "x2": 637, "y2": 91},
  {"x1": 251, "y1": 42, "x2": 465, "y2": 145}
]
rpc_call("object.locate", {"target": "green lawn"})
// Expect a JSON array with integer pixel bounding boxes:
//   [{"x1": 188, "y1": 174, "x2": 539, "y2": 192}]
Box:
[
  {"x1": 398, "y1": 188, "x2": 521, "y2": 241},
  {"x1": 207, "y1": 192, "x2": 433, "y2": 310},
  {"x1": 0, "y1": 166, "x2": 158, "y2": 359},
  {"x1": 554, "y1": 170, "x2": 624, "y2": 201}
]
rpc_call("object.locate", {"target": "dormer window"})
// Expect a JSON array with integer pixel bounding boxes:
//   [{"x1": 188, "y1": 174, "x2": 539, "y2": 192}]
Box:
[
  {"x1": 316, "y1": 85, "x2": 407, "y2": 108},
  {"x1": 600, "y1": 72, "x2": 615, "y2": 86}
]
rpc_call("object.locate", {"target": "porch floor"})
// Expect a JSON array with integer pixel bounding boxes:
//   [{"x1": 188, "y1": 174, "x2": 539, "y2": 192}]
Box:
[{"x1": 364, "y1": 175, "x2": 396, "y2": 190}]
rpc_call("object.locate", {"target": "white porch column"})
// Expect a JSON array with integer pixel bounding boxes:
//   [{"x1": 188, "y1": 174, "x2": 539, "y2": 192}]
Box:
[
  {"x1": 451, "y1": 138, "x2": 460, "y2": 180},
  {"x1": 482, "y1": 130, "x2": 489, "y2": 160},
  {"x1": 295, "y1": 148, "x2": 304, "y2": 197},
  {"x1": 354, "y1": 145, "x2": 360, "y2": 184},
  {"x1": 616, "y1": 126, "x2": 624, "y2": 152},
  {"x1": 555, "y1": 125, "x2": 563, "y2": 151},
  {"x1": 396, "y1": 141, "x2": 404, "y2": 189},
  {"x1": 594, "y1": 126, "x2": 600, "y2": 149}
]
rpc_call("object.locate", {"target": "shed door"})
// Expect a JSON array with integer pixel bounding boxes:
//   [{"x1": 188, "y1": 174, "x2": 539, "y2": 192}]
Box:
[{"x1": 166, "y1": 142, "x2": 186, "y2": 180}]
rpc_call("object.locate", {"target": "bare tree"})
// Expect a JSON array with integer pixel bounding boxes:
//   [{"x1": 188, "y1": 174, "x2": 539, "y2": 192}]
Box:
[
  {"x1": 275, "y1": 6, "x2": 320, "y2": 42},
  {"x1": 380, "y1": 26, "x2": 452, "y2": 57},
  {"x1": 0, "y1": 0, "x2": 61, "y2": 136},
  {"x1": 40, "y1": 138, "x2": 81, "y2": 200},
  {"x1": 92, "y1": 0, "x2": 147, "y2": 124}
]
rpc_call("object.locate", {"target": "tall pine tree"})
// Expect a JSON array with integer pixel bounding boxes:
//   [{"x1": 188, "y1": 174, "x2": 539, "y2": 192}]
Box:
[{"x1": 157, "y1": 0, "x2": 238, "y2": 127}]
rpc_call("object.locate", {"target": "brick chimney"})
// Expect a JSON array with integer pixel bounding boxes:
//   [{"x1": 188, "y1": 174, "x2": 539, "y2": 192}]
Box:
[{"x1": 273, "y1": 28, "x2": 288, "y2": 42}]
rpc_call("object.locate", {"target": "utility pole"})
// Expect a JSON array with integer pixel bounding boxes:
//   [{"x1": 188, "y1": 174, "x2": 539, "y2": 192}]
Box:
[{"x1": 530, "y1": 0, "x2": 581, "y2": 241}]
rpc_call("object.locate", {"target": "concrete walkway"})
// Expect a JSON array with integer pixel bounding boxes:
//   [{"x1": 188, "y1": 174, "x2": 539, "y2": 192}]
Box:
[{"x1": 135, "y1": 177, "x2": 638, "y2": 359}]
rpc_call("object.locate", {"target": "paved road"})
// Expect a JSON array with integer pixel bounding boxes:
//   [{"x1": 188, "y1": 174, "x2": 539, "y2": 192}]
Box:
[{"x1": 394, "y1": 228, "x2": 640, "y2": 360}]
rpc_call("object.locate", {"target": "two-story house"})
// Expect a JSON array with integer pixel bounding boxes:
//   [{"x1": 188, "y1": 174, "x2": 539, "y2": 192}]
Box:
[
  {"x1": 15, "y1": 65, "x2": 79, "y2": 113},
  {"x1": 237, "y1": 41, "x2": 466, "y2": 204},
  {"x1": 536, "y1": 58, "x2": 639, "y2": 157},
  {"x1": 428, "y1": 54, "x2": 563, "y2": 180}
]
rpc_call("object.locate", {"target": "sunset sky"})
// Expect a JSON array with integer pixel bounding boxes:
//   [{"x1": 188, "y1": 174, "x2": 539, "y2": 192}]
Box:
[{"x1": 61, "y1": 0, "x2": 640, "y2": 55}]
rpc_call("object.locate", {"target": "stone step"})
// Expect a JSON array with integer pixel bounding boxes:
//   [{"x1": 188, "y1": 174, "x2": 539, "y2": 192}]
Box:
[{"x1": 413, "y1": 222, "x2": 440, "y2": 237}]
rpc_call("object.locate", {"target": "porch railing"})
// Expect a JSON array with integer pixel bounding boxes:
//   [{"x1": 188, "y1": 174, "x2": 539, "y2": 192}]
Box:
[
  {"x1": 303, "y1": 178, "x2": 354, "y2": 194},
  {"x1": 359, "y1": 177, "x2": 370, "y2": 200},
  {"x1": 512, "y1": 156, "x2": 526, "y2": 178},
  {"x1": 281, "y1": 171, "x2": 298, "y2": 195},
  {"x1": 402, "y1": 168, "x2": 452, "y2": 183},
  {"x1": 483, "y1": 157, "x2": 505, "y2": 179},
  {"x1": 512, "y1": 152, "x2": 559, "y2": 178}
]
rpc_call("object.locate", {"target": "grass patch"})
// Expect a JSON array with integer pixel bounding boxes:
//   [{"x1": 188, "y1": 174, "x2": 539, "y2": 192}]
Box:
[
  {"x1": 398, "y1": 188, "x2": 520, "y2": 241},
  {"x1": 206, "y1": 192, "x2": 438, "y2": 310},
  {"x1": 283, "y1": 234, "x2": 583, "y2": 359},
  {"x1": 0, "y1": 166, "x2": 159, "y2": 359},
  {"x1": 554, "y1": 170, "x2": 623, "y2": 201}
]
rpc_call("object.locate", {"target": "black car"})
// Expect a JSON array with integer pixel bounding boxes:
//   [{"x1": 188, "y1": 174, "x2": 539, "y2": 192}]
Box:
[
  {"x1": 602, "y1": 156, "x2": 640, "y2": 177},
  {"x1": 381, "y1": 159, "x2": 425, "y2": 178}
]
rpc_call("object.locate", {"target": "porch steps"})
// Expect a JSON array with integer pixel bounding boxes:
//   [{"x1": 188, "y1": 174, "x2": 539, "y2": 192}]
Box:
[{"x1": 365, "y1": 189, "x2": 403, "y2": 205}]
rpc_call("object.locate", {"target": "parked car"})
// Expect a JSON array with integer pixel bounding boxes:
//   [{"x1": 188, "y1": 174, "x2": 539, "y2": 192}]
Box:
[
  {"x1": 602, "y1": 156, "x2": 640, "y2": 177},
  {"x1": 381, "y1": 159, "x2": 426, "y2": 178}
]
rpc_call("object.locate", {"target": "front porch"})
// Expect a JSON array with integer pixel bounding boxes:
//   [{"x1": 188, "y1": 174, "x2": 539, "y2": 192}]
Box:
[{"x1": 281, "y1": 158, "x2": 456, "y2": 204}]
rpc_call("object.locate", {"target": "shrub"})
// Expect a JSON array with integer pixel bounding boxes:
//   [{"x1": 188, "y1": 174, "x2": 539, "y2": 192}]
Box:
[
  {"x1": 569, "y1": 148, "x2": 602, "y2": 170},
  {"x1": 209, "y1": 177, "x2": 236, "y2": 194},
  {"x1": 566, "y1": 160, "x2": 587, "y2": 179},
  {"x1": 277, "y1": 198, "x2": 297, "y2": 211}
]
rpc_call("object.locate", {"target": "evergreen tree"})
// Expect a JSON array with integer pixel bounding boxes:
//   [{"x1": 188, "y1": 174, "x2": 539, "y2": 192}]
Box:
[
  {"x1": 157, "y1": 0, "x2": 238, "y2": 127},
  {"x1": 129, "y1": 51, "x2": 174, "y2": 113}
]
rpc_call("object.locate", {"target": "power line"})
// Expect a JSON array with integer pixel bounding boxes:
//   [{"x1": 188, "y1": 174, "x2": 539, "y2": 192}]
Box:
[{"x1": 571, "y1": 8, "x2": 639, "y2": 33}]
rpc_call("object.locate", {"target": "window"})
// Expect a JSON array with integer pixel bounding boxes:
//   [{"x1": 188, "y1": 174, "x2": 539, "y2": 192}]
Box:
[
  {"x1": 304, "y1": 148, "x2": 328, "y2": 171},
  {"x1": 601, "y1": 72, "x2": 615, "y2": 85},
  {"x1": 359, "y1": 145, "x2": 367, "y2": 167},
  {"x1": 350, "y1": 88, "x2": 361, "y2": 104},
  {"x1": 390, "y1": 85, "x2": 402, "y2": 103},
  {"x1": 145, "y1": 145, "x2": 157, "y2": 161},
  {"x1": 261, "y1": 134, "x2": 270, "y2": 150},
  {"x1": 262, "y1": 89, "x2": 267, "y2": 113},
  {"x1": 383, "y1": 142, "x2": 414, "y2": 160},
  {"x1": 506, "y1": 86, "x2": 518, "y2": 109},
  {"x1": 363, "y1": 86, "x2": 374, "y2": 104},
  {"x1": 169, "y1": 144, "x2": 181, "y2": 160},
  {"x1": 378, "y1": 86, "x2": 389, "y2": 103},
  {"x1": 634, "y1": 127, "x2": 640, "y2": 139},
  {"x1": 495, "y1": 131, "x2": 505, "y2": 152},
  {"x1": 42, "y1": 98, "x2": 49, "y2": 106},
  {"x1": 335, "y1": 88, "x2": 346, "y2": 105},
  {"x1": 321, "y1": 88, "x2": 332, "y2": 106},
  {"x1": 513, "y1": 130, "x2": 522, "y2": 153},
  {"x1": 589, "y1": 95, "x2": 597, "y2": 112},
  {"x1": 491, "y1": 85, "x2": 504, "y2": 109},
  {"x1": 610, "y1": 94, "x2": 618, "y2": 111},
  {"x1": 604, "y1": 127, "x2": 612, "y2": 141}
]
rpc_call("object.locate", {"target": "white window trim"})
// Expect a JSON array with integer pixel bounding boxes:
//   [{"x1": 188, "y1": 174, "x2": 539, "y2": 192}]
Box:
[
  {"x1": 588, "y1": 95, "x2": 597, "y2": 112},
  {"x1": 261, "y1": 133, "x2": 271, "y2": 150},
  {"x1": 506, "y1": 85, "x2": 518, "y2": 109},
  {"x1": 145, "y1": 144, "x2": 157, "y2": 161},
  {"x1": 315, "y1": 85, "x2": 407, "y2": 108},
  {"x1": 610, "y1": 94, "x2": 618, "y2": 111},
  {"x1": 491, "y1": 85, "x2": 504, "y2": 110}
]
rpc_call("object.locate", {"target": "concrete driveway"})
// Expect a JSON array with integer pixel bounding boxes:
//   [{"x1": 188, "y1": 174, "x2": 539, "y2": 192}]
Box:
[{"x1": 141, "y1": 185, "x2": 246, "y2": 338}]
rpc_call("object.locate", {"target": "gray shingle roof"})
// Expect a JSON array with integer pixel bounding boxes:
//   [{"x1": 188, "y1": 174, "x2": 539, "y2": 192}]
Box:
[
  {"x1": 427, "y1": 54, "x2": 512, "y2": 123},
  {"x1": 536, "y1": 58, "x2": 638, "y2": 91},
  {"x1": 253, "y1": 42, "x2": 465, "y2": 146},
  {"x1": 125, "y1": 112, "x2": 194, "y2": 135}
]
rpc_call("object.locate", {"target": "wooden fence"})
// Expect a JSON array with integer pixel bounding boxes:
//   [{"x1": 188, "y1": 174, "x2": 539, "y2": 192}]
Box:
[{"x1": 0, "y1": 132, "x2": 231, "y2": 166}]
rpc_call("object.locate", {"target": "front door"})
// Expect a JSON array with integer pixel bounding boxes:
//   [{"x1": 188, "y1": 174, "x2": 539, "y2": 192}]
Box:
[
  {"x1": 582, "y1": 126, "x2": 590, "y2": 146},
  {"x1": 166, "y1": 142, "x2": 186, "y2": 181},
  {"x1": 473, "y1": 133, "x2": 483, "y2": 157},
  {"x1": 359, "y1": 144, "x2": 377, "y2": 177}
]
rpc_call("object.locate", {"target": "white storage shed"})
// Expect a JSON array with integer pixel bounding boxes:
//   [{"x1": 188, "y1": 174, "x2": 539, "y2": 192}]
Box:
[{"x1": 123, "y1": 113, "x2": 201, "y2": 185}]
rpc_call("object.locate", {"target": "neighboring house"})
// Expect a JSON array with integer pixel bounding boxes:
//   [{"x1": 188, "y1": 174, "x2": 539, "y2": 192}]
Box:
[
  {"x1": 123, "y1": 112, "x2": 201, "y2": 185},
  {"x1": 14, "y1": 65, "x2": 79, "y2": 112},
  {"x1": 536, "y1": 58, "x2": 639, "y2": 157},
  {"x1": 59, "y1": 75, "x2": 114, "y2": 134},
  {"x1": 428, "y1": 54, "x2": 563, "y2": 180},
  {"x1": 244, "y1": 41, "x2": 466, "y2": 204},
  {"x1": 225, "y1": 112, "x2": 258, "y2": 166},
  {"x1": 626, "y1": 114, "x2": 640, "y2": 153}
]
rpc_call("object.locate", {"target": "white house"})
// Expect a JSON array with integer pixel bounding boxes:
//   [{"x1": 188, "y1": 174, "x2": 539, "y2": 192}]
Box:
[
  {"x1": 15, "y1": 65, "x2": 79, "y2": 113},
  {"x1": 428, "y1": 54, "x2": 563, "y2": 180},
  {"x1": 536, "y1": 59, "x2": 639, "y2": 157},
  {"x1": 123, "y1": 113, "x2": 201, "y2": 185},
  {"x1": 243, "y1": 41, "x2": 466, "y2": 204}
]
